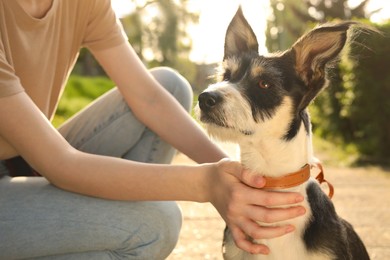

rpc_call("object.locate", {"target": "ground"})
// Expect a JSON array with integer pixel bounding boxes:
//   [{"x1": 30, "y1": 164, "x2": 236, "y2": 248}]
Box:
[{"x1": 167, "y1": 142, "x2": 390, "y2": 260}]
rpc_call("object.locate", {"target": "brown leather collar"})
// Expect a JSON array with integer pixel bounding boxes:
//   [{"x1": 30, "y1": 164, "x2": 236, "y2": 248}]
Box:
[
  {"x1": 313, "y1": 163, "x2": 334, "y2": 199},
  {"x1": 263, "y1": 164, "x2": 311, "y2": 190},
  {"x1": 262, "y1": 163, "x2": 334, "y2": 199}
]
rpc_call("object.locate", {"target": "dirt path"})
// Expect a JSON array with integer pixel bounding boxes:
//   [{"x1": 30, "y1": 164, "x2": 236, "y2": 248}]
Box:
[{"x1": 167, "y1": 142, "x2": 390, "y2": 260}]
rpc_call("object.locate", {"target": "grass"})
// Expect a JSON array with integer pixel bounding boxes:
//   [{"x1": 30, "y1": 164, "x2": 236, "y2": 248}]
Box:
[
  {"x1": 53, "y1": 75, "x2": 115, "y2": 127},
  {"x1": 312, "y1": 135, "x2": 360, "y2": 167}
]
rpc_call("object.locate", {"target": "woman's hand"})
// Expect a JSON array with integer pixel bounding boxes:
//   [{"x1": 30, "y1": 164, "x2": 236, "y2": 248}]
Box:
[{"x1": 207, "y1": 159, "x2": 306, "y2": 255}]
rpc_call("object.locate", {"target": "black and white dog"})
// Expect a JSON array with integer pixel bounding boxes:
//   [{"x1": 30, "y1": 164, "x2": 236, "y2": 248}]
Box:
[{"x1": 197, "y1": 7, "x2": 369, "y2": 260}]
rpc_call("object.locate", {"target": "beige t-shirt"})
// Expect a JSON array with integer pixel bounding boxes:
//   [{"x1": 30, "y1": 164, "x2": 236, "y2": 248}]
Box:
[{"x1": 0, "y1": 0, "x2": 128, "y2": 159}]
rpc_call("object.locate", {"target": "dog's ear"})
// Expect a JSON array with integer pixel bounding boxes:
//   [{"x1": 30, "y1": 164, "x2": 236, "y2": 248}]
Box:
[
  {"x1": 224, "y1": 7, "x2": 258, "y2": 60},
  {"x1": 289, "y1": 22, "x2": 354, "y2": 110},
  {"x1": 292, "y1": 22, "x2": 354, "y2": 85}
]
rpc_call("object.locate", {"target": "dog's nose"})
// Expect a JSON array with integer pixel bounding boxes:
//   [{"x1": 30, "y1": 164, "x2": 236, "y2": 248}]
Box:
[{"x1": 198, "y1": 91, "x2": 222, "y2": 111}]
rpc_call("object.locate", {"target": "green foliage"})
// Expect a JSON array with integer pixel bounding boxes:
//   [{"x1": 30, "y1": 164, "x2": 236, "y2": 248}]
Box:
[
  {"x1": 311, "y1": 21, "x2": 390, "y2": 165},
  {"x1": 120, "y1": 0, "x2": 198, "y2": 66},
  {"x1": 266, "y1": 0, "x2": 373, "y2": 52},
  {"x1": 312, "y1": 134, "x2": 360, "y2": 167},
  {"x1": 53, "y1": 75, "x2": 115, "y2": 127},
  {"x1": 266, "y1": 0, "x2": 308, "y2": 52},
  {"x1": 267, "y1": 0, "x2": 389, "y2": 165},
  {"x1": 73, "y1": 1, "x2": 199, "y2": 78},
  {"x1": 342, "y1": 22, "x2": 390, "y2": 164}
]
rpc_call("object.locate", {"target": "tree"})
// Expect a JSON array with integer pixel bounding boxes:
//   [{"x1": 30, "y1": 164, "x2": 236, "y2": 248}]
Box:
[
  {"x1": 336, "y1": 22, "x2": 390, "y2": 164},
  {"x1": 74, "y1": 0, "x2": 199, "y2": 85},
  {"x1": 266, "y1": 0, "x2": 307, "y2": 52},
  {"x1": 120, "y1": 0, "x2": 198, "y2": 67},
  {"x1": 266, "y1": 0, "x2": 379, "y2": 52}
]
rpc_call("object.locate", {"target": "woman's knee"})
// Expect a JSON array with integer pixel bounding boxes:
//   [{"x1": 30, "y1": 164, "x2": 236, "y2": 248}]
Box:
[
  {"x1": 150, "y1": 67, "x2": 193, "y2": 112},
  {"x1": 119, "y1": 201, "x2": 182, "y2": 259},
  {"x1": 149, "y1": 201, "x2": 182, "y2": 258}
]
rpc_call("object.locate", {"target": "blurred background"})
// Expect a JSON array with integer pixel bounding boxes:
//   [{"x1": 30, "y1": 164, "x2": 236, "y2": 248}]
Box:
[{"x1": 54, "y1": 0, "x2": 390, "y2": 167}]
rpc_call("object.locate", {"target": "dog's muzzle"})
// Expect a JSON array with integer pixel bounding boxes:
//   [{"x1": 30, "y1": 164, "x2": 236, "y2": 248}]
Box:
[
  {"x1": 198, "y1": 90, "x2": 254, "y2": 136},
  {"x1": 198, "y1": 91, "x2": 222, "y2": 112}
]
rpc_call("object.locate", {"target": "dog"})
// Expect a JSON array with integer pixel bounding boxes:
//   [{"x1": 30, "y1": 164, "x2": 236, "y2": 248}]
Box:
[{"x1": 197, "y1": 7, "x2": 370, "y2": 260}]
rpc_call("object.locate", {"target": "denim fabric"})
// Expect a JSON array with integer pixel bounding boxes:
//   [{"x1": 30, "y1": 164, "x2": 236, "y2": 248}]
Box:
[{"x1": 0, "y1": 67, "x2": 193, "y2": 259}]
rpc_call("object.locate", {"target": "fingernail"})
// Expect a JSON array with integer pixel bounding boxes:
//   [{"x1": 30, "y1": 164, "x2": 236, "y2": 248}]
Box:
[
  {"x1": 295, "y1": 195, "x2": 304, "y2": 202},
  {"x1": 298, "y1": 207, "x2": 306, "y2": 215},
  {"x1": 286, "y1": 225, "x2": 295, "y2": 233},
  {"x1": 252, "y1": 246, "x2": 270, "y2": 255},
  {"x1": 261, "y1": 247, "x2": 270, "y2": 255},
  {"x1": 254, "y1": 176, "x2": 265, "y2": 186}
]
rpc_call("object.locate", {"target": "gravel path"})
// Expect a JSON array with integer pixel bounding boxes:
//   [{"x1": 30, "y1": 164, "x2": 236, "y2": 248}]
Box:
[{"x1": 167, "y1": 142, "x2": 390, "y2": 260}]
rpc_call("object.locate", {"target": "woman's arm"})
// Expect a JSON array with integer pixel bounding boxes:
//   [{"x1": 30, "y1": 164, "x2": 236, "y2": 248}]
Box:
[
  {"x1": 90, "y1": 43, "x2": 227, "y2": 164},
  {"x1": 0, "y1": 92, "x2": 212, "y2": 201}
]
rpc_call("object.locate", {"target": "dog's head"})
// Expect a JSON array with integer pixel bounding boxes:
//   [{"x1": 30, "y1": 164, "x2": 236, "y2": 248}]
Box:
[{"x1": 198, "y1": 7, "x2": 354, "y2": 143}]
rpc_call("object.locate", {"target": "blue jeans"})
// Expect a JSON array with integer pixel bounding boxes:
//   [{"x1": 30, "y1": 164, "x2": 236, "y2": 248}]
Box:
[{"x1": 0, "y1": 67, "x2": 193, "y2": 259}]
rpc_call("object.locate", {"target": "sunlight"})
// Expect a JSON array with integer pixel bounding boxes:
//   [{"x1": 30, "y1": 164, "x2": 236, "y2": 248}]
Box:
[
  {"x1": 111, "y1": 0, "x2": 135, "y2": 18},
  {"x1": 187, "y1": 0, "x2": 269, "y2": 63},
  {"x1": 10, "y1": 177, "x2": 28, "y2": 183},
  {"x1": 111, "y1": 0, "x2": 268, "y2": 63},
  {"x1": 111, "y1": 0, "x2": 390, "y2": 63}
]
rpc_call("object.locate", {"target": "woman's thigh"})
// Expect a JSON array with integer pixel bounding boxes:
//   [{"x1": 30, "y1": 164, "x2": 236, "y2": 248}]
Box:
[{"x1": 0, "y1": 176, "x2": 182, "y2": 259}]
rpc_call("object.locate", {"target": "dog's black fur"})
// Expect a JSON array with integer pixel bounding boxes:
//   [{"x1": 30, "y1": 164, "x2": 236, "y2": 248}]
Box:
[
  {"x1": 198, "y1": 7, "x2": 370, "y2": 260},
  {"x1": 304, "y1": 183, "x2": 369, "y2": 259}
]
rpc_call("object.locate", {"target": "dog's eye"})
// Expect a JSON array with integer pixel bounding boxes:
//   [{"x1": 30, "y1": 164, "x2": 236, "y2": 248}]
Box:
[{"x1": 259, "y1": 80, "x2": 270, "y2": 89}]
